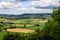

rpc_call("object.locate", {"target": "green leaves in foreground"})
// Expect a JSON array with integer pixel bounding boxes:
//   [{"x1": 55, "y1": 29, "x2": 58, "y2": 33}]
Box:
[
  {"x1": 41, "y1": 7, "x2": 60, "y2": 40},
  {"x1": 42, "y1": 20, "x2": 60, "y2": 40},
  {"x1": 3, "y1": 33, "x2": 25, "y2": 40}
]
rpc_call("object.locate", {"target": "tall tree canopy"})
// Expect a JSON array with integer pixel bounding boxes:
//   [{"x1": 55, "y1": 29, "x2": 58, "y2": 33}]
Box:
[
  {"x1": 52, "y1": 7, "x2": 60, "y2": 24},
  {"x1": 41, "y1": 7, "x2": 60, "y2": 40}
]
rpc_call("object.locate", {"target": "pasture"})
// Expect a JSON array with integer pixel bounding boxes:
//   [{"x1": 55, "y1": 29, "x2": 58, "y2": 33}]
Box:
[
  {"x1": 0, "y1": 18, "x2": 47, "y2": 40},
  {"x1": 0, "y1": 19, "x2": 47, "y2": 30}
]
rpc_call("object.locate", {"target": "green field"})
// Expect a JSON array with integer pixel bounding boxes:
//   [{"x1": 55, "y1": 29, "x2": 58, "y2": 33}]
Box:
[
  {"x1": 0, "y1": 18, "x2": 47, "y2": 40},
  {"x1": 0, "y1": 19, "x2": 47, "y2": 30}
]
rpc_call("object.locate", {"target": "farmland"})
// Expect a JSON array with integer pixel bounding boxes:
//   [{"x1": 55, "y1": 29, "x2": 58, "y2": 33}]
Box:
[
  {"x1": 0, "y1": 18, "x2": 47, "y2": 40},
  {"x1": 0, "y1": 13, "x2": 51, "y2": 40},
  {"x1": 0, "y1": 18, "x2": 47, "y2": 30}
]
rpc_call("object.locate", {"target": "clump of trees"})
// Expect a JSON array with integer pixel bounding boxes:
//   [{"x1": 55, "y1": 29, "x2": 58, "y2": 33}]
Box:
[
  {"x1": 0, "y1": 22, "x2": 4, "y2": 31},
  {"x1": 41, "y1": 7, "x2": 60, "y2": 40}
]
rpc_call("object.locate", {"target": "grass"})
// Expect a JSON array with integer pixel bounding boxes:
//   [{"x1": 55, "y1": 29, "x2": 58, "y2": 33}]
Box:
[
  {"x1": 19, "y1": 26, "x2": 40, "y2": 30},
  {"x1": 0, "y1": 19, "x2": 47, "y2": 40},
  {"x1": 0, "y1": 32, "x2": 7, "y2": 40},
  {"x1": 0, "y1": 19, "x2": 47, "y2": 30}
]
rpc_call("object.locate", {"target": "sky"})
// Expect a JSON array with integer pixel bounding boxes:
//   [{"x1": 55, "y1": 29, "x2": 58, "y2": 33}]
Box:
[{"x1": 0, "y1": 0, "x2": 60, "y2": 15}]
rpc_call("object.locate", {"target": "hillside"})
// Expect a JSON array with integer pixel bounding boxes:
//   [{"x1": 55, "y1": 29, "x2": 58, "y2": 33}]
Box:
[{"x1": 0, "y1": 13, "x2": 51, "y2": 20}]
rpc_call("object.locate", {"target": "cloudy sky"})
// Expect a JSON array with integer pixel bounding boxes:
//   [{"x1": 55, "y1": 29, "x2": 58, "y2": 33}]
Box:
[{"x1": 0, "y1": 0, "x2": 60, "y2": 15}]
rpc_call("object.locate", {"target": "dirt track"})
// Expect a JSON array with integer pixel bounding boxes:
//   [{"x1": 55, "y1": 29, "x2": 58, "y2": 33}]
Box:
[{"x1": 7, "y1": 28, "x2": 35, "y2": 33}]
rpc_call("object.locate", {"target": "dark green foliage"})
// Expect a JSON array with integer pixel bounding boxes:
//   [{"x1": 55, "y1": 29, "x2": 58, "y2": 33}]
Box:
[
  {"x1": 0, "y1": 28, "x2": 3, "y2": 31},
  {"x1": 35, "y1": 24, "x2": 40, "y2": 26},
  {"x1": 10, "y1": 26, "x2": 16, "y2": 28},
  {"x1": 42, "y1": 20, "x2": 60, "y2": 40},
  {"x1": 0, "y1": 22, "x2": 4, "y2": 31},
  {"x1": 27, "y1": 28, "x2": 43, "y2": 40},
  {"x1": 3, "y1": 33, "x2": 25, "y2": 40},
  {"x1": 52, "y1": 7, "x2": 60, "y2": 24},
  {"x1": 41, "y1": 7, "x2": 60, "y2": 40},
  {"x1": 24, "y1": 24, "x2": 26, "y2": 27},
  {"x1": 0, "y1": 23, "x2": 4, "y2": 27}
]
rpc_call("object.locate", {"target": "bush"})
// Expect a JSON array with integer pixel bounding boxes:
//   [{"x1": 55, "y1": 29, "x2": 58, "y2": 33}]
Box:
[
  {"x1": 41, "y1": 7, "x2": 60, "y2": 40},
  {"x1": 0, "y1": 28, "x2": 3, "y2": 31},
  {"x1": 3, "y1": 33, "x2": 25, "y2": 40},
  {"x1": 41, "y1": 20, "x2": 60, "y2": 40}
]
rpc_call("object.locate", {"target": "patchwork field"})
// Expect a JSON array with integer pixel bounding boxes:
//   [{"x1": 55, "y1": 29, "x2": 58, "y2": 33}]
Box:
[
  {"x1": 0, "y1": 18, "x2": 47, "y2": 30},
  {"x1": 0, "y1": 18, "x2": 48, "y2": 40}
]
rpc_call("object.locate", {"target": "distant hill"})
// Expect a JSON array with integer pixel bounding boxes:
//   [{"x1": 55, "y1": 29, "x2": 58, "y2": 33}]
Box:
[{"x1": 0, "y1": 13, "x2": 52, "y2": 20}]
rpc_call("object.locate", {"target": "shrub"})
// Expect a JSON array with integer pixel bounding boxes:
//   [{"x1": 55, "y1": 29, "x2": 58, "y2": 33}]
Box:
[{"x1": 3, "y1": 33, "x2": 25, "y2": 40}]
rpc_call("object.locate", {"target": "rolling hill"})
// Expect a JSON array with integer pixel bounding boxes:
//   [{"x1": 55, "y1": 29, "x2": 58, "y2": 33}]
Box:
[{"x1": 0, "y1": 13, "x2": 51, "y2": 20}]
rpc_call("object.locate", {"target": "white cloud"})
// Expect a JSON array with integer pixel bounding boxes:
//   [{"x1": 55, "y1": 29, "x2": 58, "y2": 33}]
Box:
[
  {"x1": 5, "y1": 0, "x2": 16, "y2": 3},
  {"x1": 0, "y1": 2, "x2": 15, "y2": 9},
  {"x1": 5, "y1": 0, "x2": 39, "y2": 2},
  {"x1": 31, "y1": 0, "x2": 60, "y2": 7},
  {"x1": 31, "y1": 0, "x2": 51, "y2": 7},
  {"x1": 0, "y1": 0, "x2": 60, "y2": 14},
  {"x1": 0, "y1": 1, "x2": 22, "y2": 10}
]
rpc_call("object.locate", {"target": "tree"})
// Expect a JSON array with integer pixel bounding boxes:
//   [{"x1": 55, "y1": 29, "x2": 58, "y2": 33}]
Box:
[
  {"x1": 24, "y1": 24, "x2": 26, "y2": 27},
  {"x1": 52, "y1": 7, "x2": 60, "y2": 24},
  {"x1": 41, "y1": 7, "x2": 60, "y2": 40},
  {"x1": 27, "y1": 28, "x2": 42, "y2": 40},
  {"x1": 34, "y1": 23, "x2": 40, "y2": 26},
  {"x1": 42, "y1": 20, "x2": 60, "y2": 40},
  {"x1": 0, "y1": 23, "x2": 4, "y2": 31}
]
